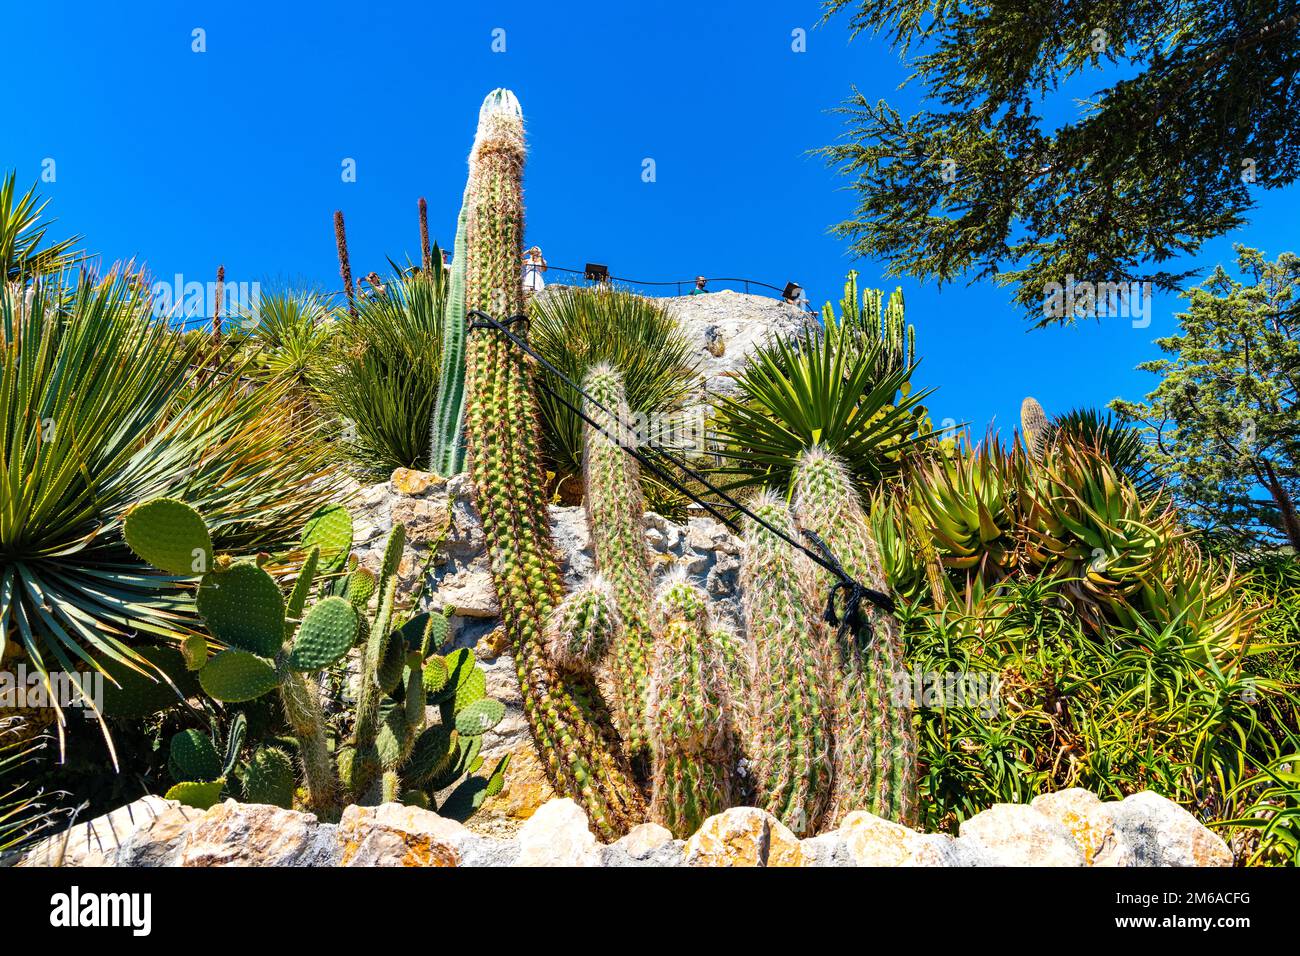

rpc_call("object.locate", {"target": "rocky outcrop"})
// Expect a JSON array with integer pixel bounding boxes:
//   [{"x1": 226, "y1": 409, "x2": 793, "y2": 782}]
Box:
[
  {"x1": 660, "y1": 290, "x2": 816, "y2": 397},
  {"x1": 21, "y1": 789, "x2": 1232, "y2": 868}
]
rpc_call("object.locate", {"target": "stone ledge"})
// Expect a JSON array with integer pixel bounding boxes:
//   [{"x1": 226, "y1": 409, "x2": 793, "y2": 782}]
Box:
[{"x1": 19, "y1": 788, "x2": 1231, "y2": 868}]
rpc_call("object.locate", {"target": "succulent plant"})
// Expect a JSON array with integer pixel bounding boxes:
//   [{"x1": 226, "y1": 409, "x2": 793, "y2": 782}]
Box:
[
  {"x1": 647, "y1": 574, "x2": 740, "y2": 837},
  {"x1": 580, "y1": 363, "x2": 655, "y2": 759},
  {"x1": 741, "y1": 491, "x2": 835, "y2": 836},
  {"x1": 459, "y1": 88, "x2": 644, "y2": 837},
  {"x1": 793, "y1": 446, "x2": 916, "y2": 826},
  {"x1": 125, "y1": 497, "x2": 506, "y2": 820}
]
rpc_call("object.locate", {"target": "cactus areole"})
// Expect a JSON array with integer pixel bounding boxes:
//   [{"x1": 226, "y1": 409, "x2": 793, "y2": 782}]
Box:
[{"x1": 459, "y1": 89, "x2": 644, "y2": 836}]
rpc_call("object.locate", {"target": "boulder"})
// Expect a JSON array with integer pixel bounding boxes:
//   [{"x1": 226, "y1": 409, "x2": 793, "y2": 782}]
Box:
[
  {"x1": 957, "y1": 803, "x2": 1086, "y2": 866},
  {"x1": 684, "y1": 807, "x2": 805, "y2": 867},
  {"x1": 514, "y1": 798, "x2": 600, "y2": 866}
]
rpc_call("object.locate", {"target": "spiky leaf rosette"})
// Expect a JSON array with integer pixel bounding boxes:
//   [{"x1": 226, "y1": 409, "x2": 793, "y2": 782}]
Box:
[
  {"x1": 459, "y1": 89, "x2": 642, "y2": 836},
  {"x1": 581, "y1": 363, "x2": 654, "y2": 755},
  {"x1": 648, "y1": 574, "x2": 740, "y2": 837},
  {"x1": 793, "y1": 446, "x2": 917, "y2": 826},
  {"x1": 544, "y1": 579, "x2": 620, "y2": 674},
  {"x1": 741, "y1": 492, "x2": 834, "y2": 836}
]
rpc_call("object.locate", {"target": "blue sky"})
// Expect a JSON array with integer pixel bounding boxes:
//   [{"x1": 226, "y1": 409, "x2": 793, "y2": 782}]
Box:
[{"x1": 8, "y1": 0, "x2": 1298, "y2": 437}]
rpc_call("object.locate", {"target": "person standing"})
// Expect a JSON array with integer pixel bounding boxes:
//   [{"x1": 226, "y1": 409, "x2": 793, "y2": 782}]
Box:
[
  {"x1": 524, "y1": 246, "x2": 548, "y2": 294},
  {"x1": 689, "y1": 275, "x2": 709, "y2": 295}
]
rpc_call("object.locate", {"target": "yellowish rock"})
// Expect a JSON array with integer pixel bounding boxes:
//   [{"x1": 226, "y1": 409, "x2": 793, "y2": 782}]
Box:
[
  {"x1": 684, "y1": 807, "x2": 806, "y2": 867},
  {"x1": 178, "y1": 800, "x2": 330, "y2": 867},
  {"x1": 338, "y1": 803, "x2": 467, "y2": 867},
  {"x1": 391, "y1": 467, "x2": 444, "y2": 497},
  {"x1": 1031, "y1": 789, "x2": 1113, "y2": 865},
  {"x1": 467, "y1": 743, "x2": 556, "y2": 838}
]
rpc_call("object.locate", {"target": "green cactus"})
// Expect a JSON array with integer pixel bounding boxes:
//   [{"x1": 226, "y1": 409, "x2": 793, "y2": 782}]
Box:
[
  {"x1": 647, "y1": 574, "x2": 739, "y2": 837},
  {"x1": 430, "y1": 194, "x2": 470, "y2": 476},
  {"x1": 168, "y1": 728, "x2": 223, "y2": 783},
  {"x1": 459, "y1": 88, "x2": 643, "y2": 836},
  {"x1": 741, "y1": 491, "x2": 834, "y2": 837},
  {"x1": 544, "y1": 580, "x2": 620, "y2": 675},
  {"x1": 127, "y1": 495, "x2": 507, "y2": 821},
  {"x1": 792, "y1": 446, "x2": 916, "y2": 826},
  {"x1": 580, "y1": 364, "x2": 654, "y2": 760},
  {"x1": 242, "y1": 746, "x2": 295, "y2": 809}
]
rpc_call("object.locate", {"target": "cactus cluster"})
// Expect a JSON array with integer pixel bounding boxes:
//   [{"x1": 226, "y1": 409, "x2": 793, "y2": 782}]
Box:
[
  {"x1": 124, "y1": 498, "x2": 506, "y2": 820},
  {"x1": 434, "y1": 89, "x2": 915, "y2": 838}
]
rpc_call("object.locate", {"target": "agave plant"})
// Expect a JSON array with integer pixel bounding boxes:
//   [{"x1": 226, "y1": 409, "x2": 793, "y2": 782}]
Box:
[
  {"x1": 0, "y1": 173, "x2": 79, "y2": 283},
  {"x1": 530, "y1": 285, "x2": 699, "y2": 501},
  {"x1": 711, "y1": 329, "x2": 933, "y2": 494},
  {"x1": 0, "y1": 270, "x2": 333, "y2": 737},
  {"x1": 313, "y1": 270, "x2": 445, "y2": 476},
  {"x1": 905, "y1": 437, "x2": 1021, "y2": 582}
]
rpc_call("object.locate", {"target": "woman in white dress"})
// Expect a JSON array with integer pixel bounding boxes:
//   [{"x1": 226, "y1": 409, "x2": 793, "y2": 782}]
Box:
[{"x1": 523, "y1": 246, "x2": 547, "y2": 293}]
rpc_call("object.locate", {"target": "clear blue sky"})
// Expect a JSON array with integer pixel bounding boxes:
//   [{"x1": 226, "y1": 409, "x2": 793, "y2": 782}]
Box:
[{"x1": 8, "y1": 0, "x2": 1298, "y2": 437}]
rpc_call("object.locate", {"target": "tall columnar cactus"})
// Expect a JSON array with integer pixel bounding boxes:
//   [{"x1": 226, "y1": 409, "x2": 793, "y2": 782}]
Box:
[
  {"x1": 459, "y1": 88, "x2": 643, "y2": 836},
  {"x1": 741, "y1": 491, "x2": 834, "y2": 836},
  {"x1": 792, "y1": 446, "x2": 917, "y2": 826},
  {"x1": 647, "y1": 574, "x2": 740, "y2": 837},
  {"x1": 1021, "y1": 396, "x2": 1051, "y2": 463},
  {"x1": 430, "y1": 193, "x2": 470, "y2": 476},
  {"x1": 581, "y1": 363, "x2": 654, "y2": 760}
]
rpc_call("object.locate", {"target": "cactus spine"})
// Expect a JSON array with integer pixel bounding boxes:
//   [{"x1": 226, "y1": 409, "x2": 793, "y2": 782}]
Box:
[
  {"x1": 793, "y1": 446, "x2": 916, "y2": 825},
  {"x1": 1021, "y1": 396, "x2": 1051, "y2": 463},
  {"x1": 741, "y1": 491, "x2": 834, "y2": 836},
  {"x1": 430, "y1": 192, "x2": 470, "y2": 476},
  {"x1": 648, "y1": 574, "x2": 739, "y2": 837},
  {"x1": 581, "y1": 364, "x2": 654, "y2": 759},
  {"x1": 460, "y1": 89, "x2": 643, "y2": 837}
]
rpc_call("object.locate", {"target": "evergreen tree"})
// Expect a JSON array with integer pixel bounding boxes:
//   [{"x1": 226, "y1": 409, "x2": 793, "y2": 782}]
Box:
[
  {"x1": 818, "y1": 1, "x2": 1300, "y2": 327},
  {"x1": 1112, "y1": 247, "x2": 1300, "y2": 551}
]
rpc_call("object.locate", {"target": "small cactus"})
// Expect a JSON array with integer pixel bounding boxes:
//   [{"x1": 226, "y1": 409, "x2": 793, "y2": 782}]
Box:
[
  {"x1": 647, "y1": 574, "x2": 740, "y2": 837},
  {"x1": 1021, "y1": 396, "x2": 1051, "y2": 463}
]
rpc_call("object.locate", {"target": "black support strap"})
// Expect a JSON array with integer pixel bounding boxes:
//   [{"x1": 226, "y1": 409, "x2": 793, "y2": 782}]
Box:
[{"x1": 465, "y1": 308, "x2": 895, "y2": 647}]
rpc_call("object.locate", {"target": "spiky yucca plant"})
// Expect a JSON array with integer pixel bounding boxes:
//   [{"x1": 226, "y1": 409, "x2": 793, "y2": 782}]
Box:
[
  {"x1": 316, "y1": 270, "x2": 446, "y2": 476},
  {"x1": 712, "y1": 328, "x2": 932, "y2": 495},
  {"x1": 0, "y1": 271, "x2": 332, "y2": 740}
]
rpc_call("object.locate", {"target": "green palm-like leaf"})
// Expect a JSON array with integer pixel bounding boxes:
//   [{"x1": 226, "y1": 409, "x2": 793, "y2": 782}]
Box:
[
  {"x1": 711, "y1": 329, "x2": 933, "y2": 494},
  {"x1": 312, "y1": 272, "x2": 445, "y2": 476},
  {"x1": 0, "y1": 270, "x2": 335, "y2": 722},
  {"x1": 0, "y1": 172, "x2": 80, "y2": 282},
  {"x1": 530, "y1": 285, "x2": 699, "y2": 503}
]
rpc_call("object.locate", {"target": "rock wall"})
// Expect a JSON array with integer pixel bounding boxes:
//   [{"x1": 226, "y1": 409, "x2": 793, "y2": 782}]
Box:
[{"x1": 21, "y1": 789, "x2": 1232, "y2": 868}]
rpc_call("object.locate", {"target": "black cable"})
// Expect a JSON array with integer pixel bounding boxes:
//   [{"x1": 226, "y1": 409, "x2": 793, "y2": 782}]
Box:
[{"x1": 466, "y1": 309, "x2": 894, "y2": 645}]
